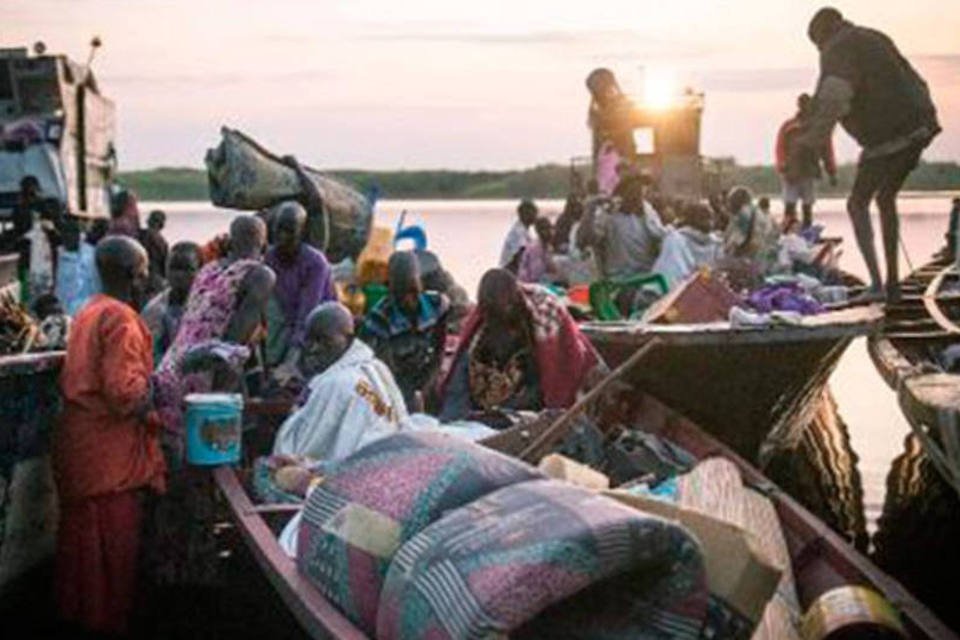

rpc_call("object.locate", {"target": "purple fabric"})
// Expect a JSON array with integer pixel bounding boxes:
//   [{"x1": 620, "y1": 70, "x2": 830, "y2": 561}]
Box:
[
  {"x1": 265, "y1": 244, "x2": 337, "y2": 347},
  {"x1": 800, "y1": 224, "x2": 824, "y2": 244},
  {"x1": 746, "y1": 283, "x2": 824, "y2": 315}
]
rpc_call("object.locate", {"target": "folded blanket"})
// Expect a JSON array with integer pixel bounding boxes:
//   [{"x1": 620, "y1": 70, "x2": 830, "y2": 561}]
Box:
[
  {"x1": 377, "y1": 479, "x2": 709, "y2": 640},
  {"x1": 295, "y1": 431, "x2": 543, "y2": 633}
]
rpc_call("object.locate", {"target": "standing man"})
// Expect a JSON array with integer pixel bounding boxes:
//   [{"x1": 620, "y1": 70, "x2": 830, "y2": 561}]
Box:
[
  {"x1": 798, "y1": 7, "x2": 940, "y2": 302},
  {"x1": 775, "y1": 93, "x2": 837, "y2": 229},
  {"x1": 53, "y1": 236, "x2": 165, "y2": 635},
  {"x1": 499, "y1": 199, "x2": 538, "y2": 272},
  {"x1": 141, "y1": 241, "x2": 203, "y2": 362},
  {"x1": 264, "y1": 201, "x2": 338, "y2": 379},
  {"x1": 140, "y1": 209, "x2": 170, "y2": 298}
]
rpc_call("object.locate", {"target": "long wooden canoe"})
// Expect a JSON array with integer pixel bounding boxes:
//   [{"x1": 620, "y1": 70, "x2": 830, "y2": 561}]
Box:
[
  {"x1": 868, "y1": 255, "x2": 960, "y2": 494},
  {"x1": 214, "y1": 394, "x2": 954, "y2": 640}
]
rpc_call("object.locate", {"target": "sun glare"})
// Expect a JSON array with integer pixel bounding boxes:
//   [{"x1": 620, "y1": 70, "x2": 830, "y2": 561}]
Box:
[{"x1": 643, "y1": 67, "x2": 677, "y2": 110}]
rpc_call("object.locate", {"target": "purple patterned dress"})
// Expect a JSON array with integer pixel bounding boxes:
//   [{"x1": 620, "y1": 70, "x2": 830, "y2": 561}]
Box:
[
  {"x1": 153, "y1": 258, "x2": 259, "y2": 450},
  {"x1": 147, "y1": 258, "x2": 259, "y2": 586}
]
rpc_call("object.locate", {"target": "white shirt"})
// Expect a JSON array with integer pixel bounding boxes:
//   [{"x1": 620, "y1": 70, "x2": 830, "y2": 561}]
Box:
[
  {"x1": 273, "y1": 339, "x2": 409, "y2": 461},
  {"x1": 499, "y1": 220, "x2": 532, "y2": 268}
]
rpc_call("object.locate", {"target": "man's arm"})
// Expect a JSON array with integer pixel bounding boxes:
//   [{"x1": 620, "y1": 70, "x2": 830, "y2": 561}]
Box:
[
  {"x1": 775, "y1": 121, "x2": 790, "y2": 174},
  {"x1": 283, "y1": 156, "x2": 323, "y2": 213},
  {"x1": 100, "y1": 309, "x2": 153, "y2": 419},
  {"x1": 796, "y1": 76, "x2": 853, "y2": 151},
  {"x1": 225, "y1": 264, "x2": 276, "y2": 345},
  {"x1": 822, "y1": 135, "x2": 838, "y2": 184}
]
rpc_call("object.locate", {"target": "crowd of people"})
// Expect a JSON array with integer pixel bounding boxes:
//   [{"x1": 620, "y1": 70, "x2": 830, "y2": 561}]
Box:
[
  {"x1": 28, "y1": 173, "x2": 610, "y2": 634},
  {"x1": 1, "y1": 4, "x2": 946, "y2": 636},
  {"x1": 498, "y1": 172, "x2": 842, "y2": 320}
]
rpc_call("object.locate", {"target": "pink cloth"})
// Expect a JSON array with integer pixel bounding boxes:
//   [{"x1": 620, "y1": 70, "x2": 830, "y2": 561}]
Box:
[
  {"x1": 596, "y1": 142, "x2": 621, "y2": 196},
  {"x1": 517, "y1": 240, "x2": 549, "y2": 283}
]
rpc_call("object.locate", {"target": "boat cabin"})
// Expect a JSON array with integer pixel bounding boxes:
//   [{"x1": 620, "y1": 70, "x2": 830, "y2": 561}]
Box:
[{"x1": 0, "y1": 44, "x2": 116, "y2": 224}]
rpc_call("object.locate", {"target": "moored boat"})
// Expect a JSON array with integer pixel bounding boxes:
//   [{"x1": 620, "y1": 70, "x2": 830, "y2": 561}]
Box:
[
  {"x1": 214, "y1": 393, "x2": 955, "y2": 640},
  {"x1": 867, "y1": 254, "x2": 960, "y2": 494},
  {"x1": 581, "y1": 303, "x2": 883, "y2": 464}
]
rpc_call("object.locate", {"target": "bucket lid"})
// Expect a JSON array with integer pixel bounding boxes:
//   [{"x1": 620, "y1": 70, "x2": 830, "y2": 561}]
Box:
[{"x1": 185, "y1": 393, "x2": 244, "y2": 407}]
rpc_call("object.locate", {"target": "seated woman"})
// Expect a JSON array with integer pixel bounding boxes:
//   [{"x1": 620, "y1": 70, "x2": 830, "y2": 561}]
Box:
[
  {"x1": 438, "y1": 268, "x2": 602, "y2": 422},
  {"x1": 517, "y1": 216, "x2": 559, "y2": 284}
]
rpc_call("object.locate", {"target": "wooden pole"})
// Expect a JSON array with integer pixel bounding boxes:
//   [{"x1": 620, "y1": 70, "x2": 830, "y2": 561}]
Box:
[{"x1": 519, "y1": 338, "x2": 660, "y2": 462}]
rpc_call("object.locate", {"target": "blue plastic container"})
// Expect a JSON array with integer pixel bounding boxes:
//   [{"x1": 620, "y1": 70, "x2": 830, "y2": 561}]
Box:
[{"x1": 184, "y1": 393, "x2": 243, "y2": 466}]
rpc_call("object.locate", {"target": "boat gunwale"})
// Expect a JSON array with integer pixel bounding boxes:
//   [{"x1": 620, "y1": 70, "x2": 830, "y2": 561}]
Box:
[
  {"x1": 214, "y1": 397, "x2": 956, "y2": 640},
  {"x1": 581, "y1": 305, "x2": 883, "y2": 347}
]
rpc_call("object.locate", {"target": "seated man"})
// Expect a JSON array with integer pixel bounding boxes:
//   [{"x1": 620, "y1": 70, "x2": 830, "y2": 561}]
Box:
[
  {"x1": 651, "y1": 203, "x2": 723, "y2": 289},
  {"x1": 577, "y1": 174, "x2": 667, "y2": 279},
  {"x1": 273, "y1": 302, "x2": 408, "y2": 460},
  {"x1": 141, "y1": 241, "x2": 203, "y2": 362},
  {"x1": 499, "y1": 199, "x2": 537, "y2": 271},
  {"x1": 264, "y1": 201, "x2": 338, "y2": 376},
  {"x1": 438, "y1": 268, "x2": 601, "y2": 422},
  {"x1": 360, "y1": 252, "x2": 450, "y2": 411},
  {"x1": 724, "y1": 186, "x2": 780, "y2": 270}
]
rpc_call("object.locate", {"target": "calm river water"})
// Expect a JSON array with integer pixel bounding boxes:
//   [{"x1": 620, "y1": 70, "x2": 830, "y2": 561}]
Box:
[{"x1": 153, "y1": 194, "x2": 958, "y2": 535}]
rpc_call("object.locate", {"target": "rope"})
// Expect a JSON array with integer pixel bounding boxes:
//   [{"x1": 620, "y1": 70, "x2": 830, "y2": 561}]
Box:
[{"x1": 899, "y1": 235, "x2": 916, "y2": 276}]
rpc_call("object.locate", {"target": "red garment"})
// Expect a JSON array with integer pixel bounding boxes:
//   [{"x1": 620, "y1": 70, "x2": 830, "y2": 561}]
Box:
[
  {"x1": 55, "y1": 294, "x2": 166, "y2": 504},
  {"x1": 56, "y1": 491, "x2": 143, "y2": 635},
  {"x1": 775, "y1": 115, "x2": 837, "y2": 176},
  {"x1": 440, "y1": 284, "x2": 600, "y2": 409}
]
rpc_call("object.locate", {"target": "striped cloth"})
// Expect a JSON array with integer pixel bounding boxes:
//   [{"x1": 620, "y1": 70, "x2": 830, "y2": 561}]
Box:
[
  {"x1": 377, "y1": 479, "x2": 709, "y2": 639},
  {"x1": 295, "y1": 431, "x2": 542, "y2": 634}
]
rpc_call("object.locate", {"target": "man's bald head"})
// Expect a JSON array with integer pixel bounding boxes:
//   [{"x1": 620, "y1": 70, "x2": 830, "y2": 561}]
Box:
[
  {"x1": 306, "y1": 301, "x2": 354, "y2": 341},
  {"x1": 96, "y1": 235, "x2": 149, "y2": 305},
  {"x1": 275, "y1": 201, "x2": 307, "y2": 258},
  {"x1": 230, "y1": 215, "x2": 267, "y2": 260},
  {"x1": 300, "y1": 301, "x2": 355, "y2": 376}
]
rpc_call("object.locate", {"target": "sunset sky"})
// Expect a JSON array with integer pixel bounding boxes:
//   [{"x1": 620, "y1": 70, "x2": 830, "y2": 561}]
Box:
[{"x1": 6, "y1": 0, "x2": 960, "y2": 171}]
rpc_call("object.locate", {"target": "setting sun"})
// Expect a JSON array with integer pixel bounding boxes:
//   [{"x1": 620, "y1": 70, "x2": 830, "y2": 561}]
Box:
[{"x1": 643, "y1": 66, "x2": 677, "y2": 109}]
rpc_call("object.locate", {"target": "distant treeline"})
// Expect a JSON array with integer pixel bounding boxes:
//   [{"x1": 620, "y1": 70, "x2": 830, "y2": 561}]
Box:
[{"x1": 119, "y1": 160, "x2": 960, "y2": 202}]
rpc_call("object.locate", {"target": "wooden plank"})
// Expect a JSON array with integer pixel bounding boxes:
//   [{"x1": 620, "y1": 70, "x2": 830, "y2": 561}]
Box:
[
  {"x1": 212, "y1": 467, "x2": 367, "y2": 640},
  {"x1": 923, "y1": 266, "x2": 960, "y2": 335}
]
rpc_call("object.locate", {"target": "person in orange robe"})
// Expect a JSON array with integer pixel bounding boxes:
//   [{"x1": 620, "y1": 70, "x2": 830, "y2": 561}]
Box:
[{"x1": 53, "y1": 236, "x2": 166, "y2": 636}]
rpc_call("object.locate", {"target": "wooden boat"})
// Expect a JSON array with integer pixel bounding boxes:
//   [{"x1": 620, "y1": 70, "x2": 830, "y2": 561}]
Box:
[
  {"x1": 580, "y1": 303, "x2": 884, "y2": 463},
  {"x1": 868, "y1": 254, "x2": 960, "y2": 494},
  {"x1": 213, "y1": 394, "x2": 955, "y2": 640},
  {"x1": 0, "y1": 351, "x2": 63, "y2": 594}
]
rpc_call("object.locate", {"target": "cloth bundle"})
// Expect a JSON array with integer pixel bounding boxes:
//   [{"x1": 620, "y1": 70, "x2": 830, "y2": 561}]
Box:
[
  {"x1": 295, "y1": 431, "x2": 542, "y2": 633},
  {"x1": 376, "y1": 479, "x2": 709, "y2": 639},
  {"x1": 746, "y1": 282, "x2": 824, "y2": 316},
  {"x1": 204, "y1": 127, "x2": 372, "y2": 261}
]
